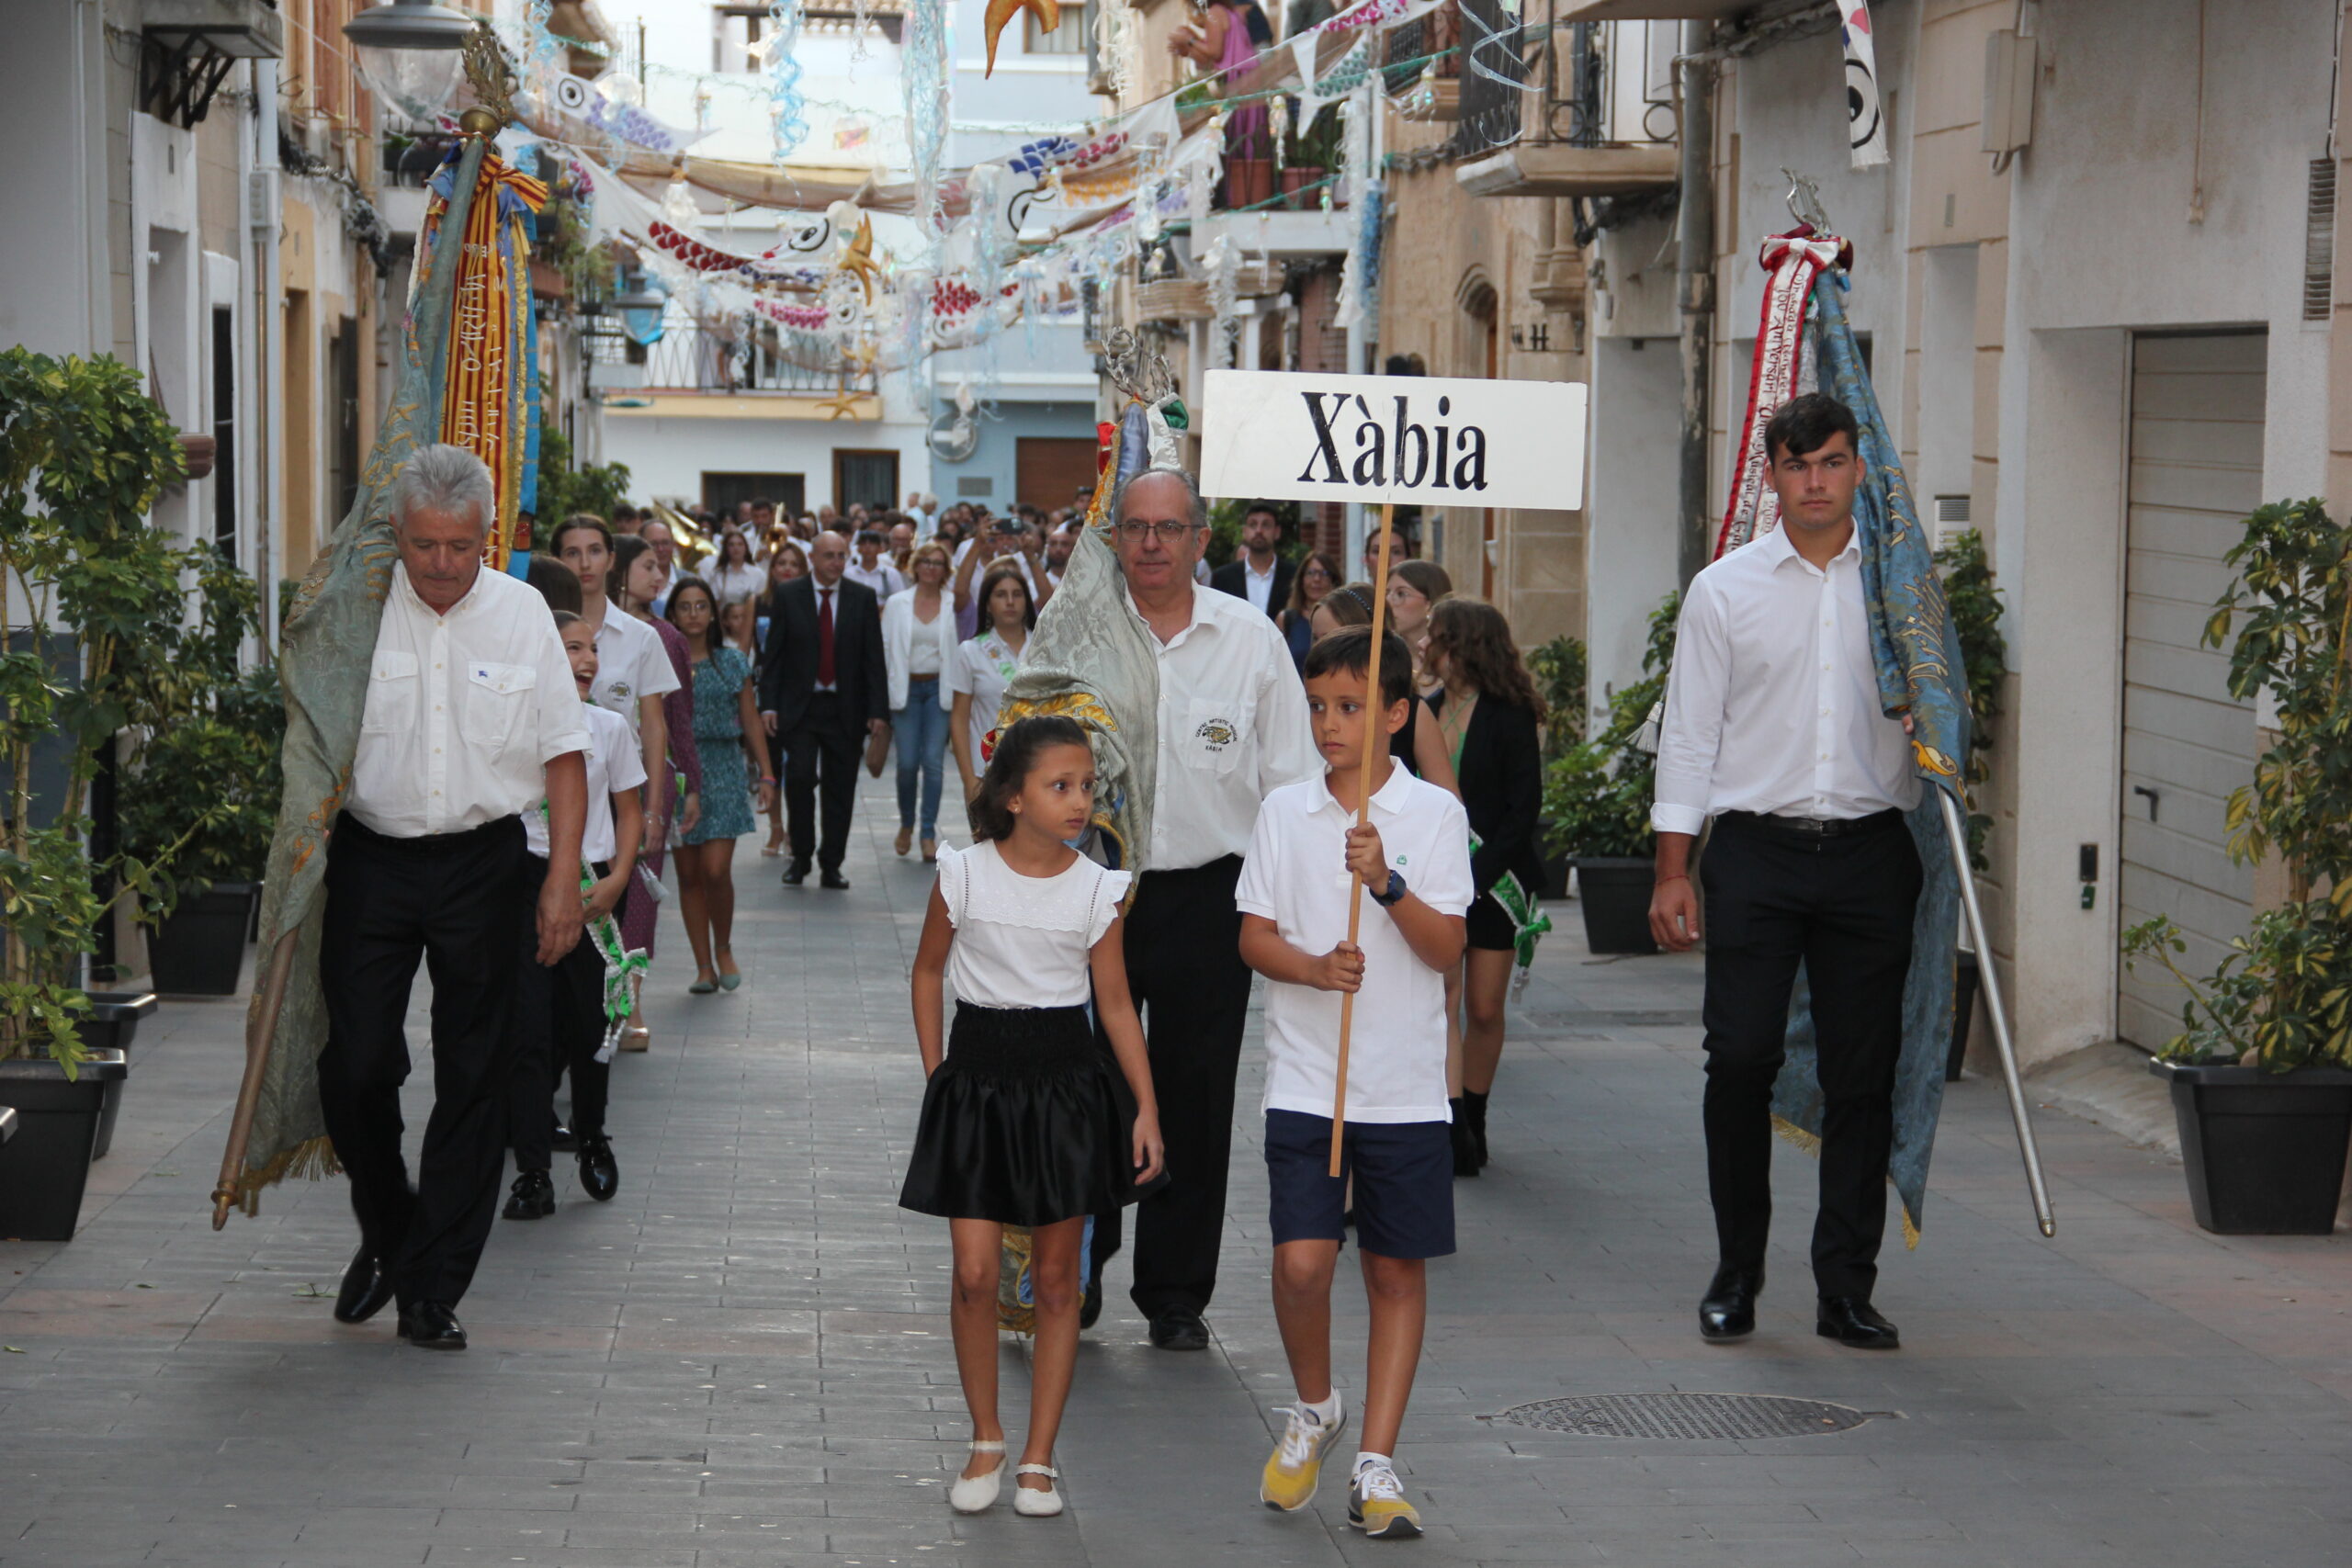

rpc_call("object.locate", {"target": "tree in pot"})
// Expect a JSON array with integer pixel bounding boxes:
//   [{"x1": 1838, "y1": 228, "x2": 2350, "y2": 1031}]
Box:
[
  {"x1": 2120, "y1": 497, "x2": 2352, "y2": 1235},
  {"x1": 119, "y1": 546, "x2": 282, "y2": 996},
  {"x1": 0, "y1": 348, "x2": 232, "y2": 1237},
  {"x1": 1542, "y1": 593, "x2": 1676, "y2": 954}
]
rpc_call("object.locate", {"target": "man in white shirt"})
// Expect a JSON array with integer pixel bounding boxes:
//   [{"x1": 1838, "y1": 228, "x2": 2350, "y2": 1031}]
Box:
[
  {"x1": 1207, "y1": 500, "x2": 1295, "y2": 618},
  {"x1": 1648, "y1": 393, "x2": 1924, "y2": 1355},
  {"x1": 844, "y1": 527, "x2": 909, "y2": 600},
  {"x1": 319, "y1": 445, "x2": 590, "y2": 1353},
  {"x1": 1085, "y1": 466, "x2": 1318, "y2": 1351},
  {"x1": 641, "y1": 518, "x2": 678, "y2": 617}
]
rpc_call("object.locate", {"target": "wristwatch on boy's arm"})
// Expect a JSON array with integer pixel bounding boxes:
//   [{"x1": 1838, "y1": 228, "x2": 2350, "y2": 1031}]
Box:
[{"x1": 1371, "y1": 869, "x2": 1407, "y2": 908}]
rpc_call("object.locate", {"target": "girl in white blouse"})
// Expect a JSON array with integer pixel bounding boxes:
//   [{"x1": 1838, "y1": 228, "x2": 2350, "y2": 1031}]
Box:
[{"x1": 900, "y1": 716, "x2": 1164, "y2": 1519}]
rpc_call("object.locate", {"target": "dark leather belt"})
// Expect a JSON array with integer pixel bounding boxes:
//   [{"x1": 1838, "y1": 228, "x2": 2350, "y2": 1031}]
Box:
[{"x1": 1719, "y1": 807, "x2": 1904, "y2": 841}]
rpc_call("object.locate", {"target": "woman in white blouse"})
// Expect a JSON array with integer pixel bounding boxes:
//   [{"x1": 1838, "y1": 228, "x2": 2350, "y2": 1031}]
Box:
[
  {"x1": 946, "y1": 561, "x2": 1035, "y2": 805},
  {"x1": 883, "y1": 543, "x2": 959, "y2": 862},
  {"x1": 706, "y1": 526, "x2": 764, "y2": 605}
]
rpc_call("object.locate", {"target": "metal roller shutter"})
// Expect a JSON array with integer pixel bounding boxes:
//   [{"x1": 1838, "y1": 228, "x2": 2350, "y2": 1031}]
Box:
[{"x1": 2116, "y1": 331, "x2": 2267, "y2": 1051}]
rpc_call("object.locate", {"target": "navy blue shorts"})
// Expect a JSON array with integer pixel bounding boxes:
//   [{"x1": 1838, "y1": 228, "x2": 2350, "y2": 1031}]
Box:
[{"x1": 1264, "y1": 1110, "x2": 1455, "y2": 1260}]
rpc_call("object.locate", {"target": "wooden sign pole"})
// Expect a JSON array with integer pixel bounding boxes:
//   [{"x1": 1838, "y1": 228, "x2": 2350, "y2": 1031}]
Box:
[{"x1": 1329, "y1": 502, "x2": 1397, "y2": 1179}]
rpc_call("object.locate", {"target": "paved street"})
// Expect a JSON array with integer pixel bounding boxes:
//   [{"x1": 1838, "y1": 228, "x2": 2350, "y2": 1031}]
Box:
[{"x1": 4, "y1": 774, "x2": 2349, "y2": 1568}]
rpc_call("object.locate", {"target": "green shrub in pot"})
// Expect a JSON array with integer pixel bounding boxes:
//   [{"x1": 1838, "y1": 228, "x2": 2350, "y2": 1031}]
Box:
[
  {"x1": 0, "y1": 348, "x2": 232, "y2": 1074},
  {"x1": 2120, "y1": 498, "x2": 2352, "y2": 1072},
  {"x1": 1543, "y1": 592, "x2": 1677, "y2": 863}
]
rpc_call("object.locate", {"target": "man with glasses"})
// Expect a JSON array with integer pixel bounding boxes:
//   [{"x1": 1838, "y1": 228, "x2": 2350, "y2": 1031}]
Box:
[{"x1": 1089, "y1": 467, "x2": 1317, "y2": 1350}]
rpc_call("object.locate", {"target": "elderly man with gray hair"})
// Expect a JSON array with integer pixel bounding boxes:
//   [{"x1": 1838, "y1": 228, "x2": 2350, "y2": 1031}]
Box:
[
  {"x1": 1086, "y1": 466, "x2": 1317, "y2": 1348},
  {"x1": 322, "y1": 443, "x2": 590, "y2": 1352}
]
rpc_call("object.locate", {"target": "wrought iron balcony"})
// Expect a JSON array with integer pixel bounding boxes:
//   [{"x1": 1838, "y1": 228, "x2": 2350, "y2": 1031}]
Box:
[
  {"x1": 1431, "y1": 3, "x2": 1680, "y2": 199},
  {"x1": 585, "y1": 318, "x2": 842, "y2": 397}
]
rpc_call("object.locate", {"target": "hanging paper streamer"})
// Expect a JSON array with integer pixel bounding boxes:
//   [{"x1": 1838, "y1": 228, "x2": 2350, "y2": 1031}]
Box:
[
  {"x1": 764, "y1": 0, "x2": 809, "y2": 166},
  {"x1": 984, "y1": 0, "x2": 1059, "y2": 78},
  {"x1": 1841, "y1": 3, "x2": 1889, "y2": 170},
  {"x1": 416, "y1": 144, "x2": 548, "y2": 574}
]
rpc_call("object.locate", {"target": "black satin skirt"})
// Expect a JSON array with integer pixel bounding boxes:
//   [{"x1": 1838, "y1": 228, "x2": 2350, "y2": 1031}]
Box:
[{"x1": 899, "y1": 1003, "x2": 1155, "y2": 1227}]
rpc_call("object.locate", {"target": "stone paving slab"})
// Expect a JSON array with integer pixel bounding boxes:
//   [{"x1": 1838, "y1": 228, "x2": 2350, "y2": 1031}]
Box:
[{"x1": 4, "y1": 771, "x2": 2349, "y2": 1566}]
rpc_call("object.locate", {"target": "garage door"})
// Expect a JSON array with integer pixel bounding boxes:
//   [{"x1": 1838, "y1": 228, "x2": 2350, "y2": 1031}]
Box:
[
  {"x1": 2116, "y1": 331, "x2": 2267, "y2": 1051},
  {"x1": 1016, "y1": 436, "x2": 1101, "y2": 513}
]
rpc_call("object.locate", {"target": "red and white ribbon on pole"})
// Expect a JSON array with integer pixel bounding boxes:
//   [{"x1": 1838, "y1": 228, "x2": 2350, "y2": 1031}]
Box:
[{"x1": 1713, "y1": 231, "x2": 1846, "y2": 560}]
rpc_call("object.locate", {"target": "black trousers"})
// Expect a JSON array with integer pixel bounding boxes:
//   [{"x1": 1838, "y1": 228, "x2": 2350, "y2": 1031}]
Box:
[
  {"x1": 1088, "y1": 856, "x2": 1252, "y2": 1318},
  {"x1": 1699, "y1": 810, "x2": 1922, "y2": 1301},
  {"x1": 507, "y1": 857, "x2": 613, "y2": 1172},
  {"x1": 317, "y1": 813, "x2": 528, "y2": 1310},
  {"x1": 784, "y1": 692, "x2": 859, "y2": 872}
]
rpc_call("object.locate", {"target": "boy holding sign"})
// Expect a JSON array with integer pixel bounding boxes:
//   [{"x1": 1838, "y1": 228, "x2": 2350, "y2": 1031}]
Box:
[{"x1": 1235, "y1": 628, "x2": 1472, "y2": 1539}]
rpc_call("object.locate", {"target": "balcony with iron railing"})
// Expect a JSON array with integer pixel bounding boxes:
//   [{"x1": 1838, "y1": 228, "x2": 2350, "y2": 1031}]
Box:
[
  {"x1": 583, "y1": 316, "x2": 846, "y2": 399},
  {"x1": 1388, "y1": 3, "x2": 1677, "y2": 200}
]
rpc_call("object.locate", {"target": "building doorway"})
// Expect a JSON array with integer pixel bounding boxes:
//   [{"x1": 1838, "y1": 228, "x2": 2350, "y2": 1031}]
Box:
[
  {"x1": 833, "y1": 448, "x2": 899, "y2": 514},
  {"x1": 2115, "y1": 330, "x2": 2267, "y2": 1051},
  {"x1": 1015, "y1": 436, "x2": 1098, "y2": 513},
  {"x1": 703, "y1": 471, "x2": 805, "y2": 521}
]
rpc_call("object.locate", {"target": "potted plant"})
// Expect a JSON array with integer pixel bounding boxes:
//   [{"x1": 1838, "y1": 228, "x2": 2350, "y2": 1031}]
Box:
[
  {"x1": 2121, "y1": 497, "x2": 2352, "y2": 1235},
  {"x1": 119, "y1": 546, "x2": 282, "y2": 996},
  {"x1": 1525, "y1": 632, "x2": 1587, "y2": 898},
  {"x1": 1933, "y1": 526, "x2": 2008, "y2": 1078},
  {"x1": 1543, "y1": 594, "x2": 1676, "y2": 954},
  {"x1": 0, "y1": 347, "x2": 224, "y2": 1237}
]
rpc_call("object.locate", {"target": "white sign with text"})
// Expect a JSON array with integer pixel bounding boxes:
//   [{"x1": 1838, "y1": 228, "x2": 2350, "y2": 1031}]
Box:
[{"x1": 1199, "y1": 368, "x2": 1588, "y2": 511}]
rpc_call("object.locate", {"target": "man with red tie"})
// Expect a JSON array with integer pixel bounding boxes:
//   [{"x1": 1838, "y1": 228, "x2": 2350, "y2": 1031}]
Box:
[{"x1": 758, "y1": 530, "x2": 889, "y2": 890}]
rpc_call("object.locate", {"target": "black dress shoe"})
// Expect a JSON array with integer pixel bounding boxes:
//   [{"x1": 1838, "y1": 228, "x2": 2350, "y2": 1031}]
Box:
[
  {"x1": 1816, "y1": 1296, "x2": 1901, "y2": 1349},
  {"x1": 503, "y1": 1169, "x2": 555, "y2": 1220},
  {"x1": 576, "y1": 1134, "x2": 618, "y2": 1202},
  {"x1": 820, "y1": 869, "x2": 851, "y2": 890},
  {"x1": 1080, "y1": 1278, "x2": 1102, "y2": 1330},
  {"x1": 333, "y1": 1246, "x2": 394, "y2": 1324},
  {"x1": 1699, "y1": 1262, "x2": 1763, "y2": 1342},
  {"x1": 549, "y1": 1120, "x2": 577, "y2": 1152},
  {"x1": 783, "y1": 861, "x2": 809, "y2": 886},
  {"x1": 1147, "y1": 1305, "x2": 1209, "y2": 1351},
  {"x1": 396, "y1": 1301, "x2": 468, "y2": 1350}
]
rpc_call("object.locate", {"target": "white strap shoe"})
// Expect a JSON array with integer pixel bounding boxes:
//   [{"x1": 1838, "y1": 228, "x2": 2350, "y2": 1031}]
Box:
[
  {"x1": 948, "y1": 1440, "x2": 1005, "y2": 1513},
  {"x1": 1012, "y1": 1462, "x2": 1064, "y2": 1517}
]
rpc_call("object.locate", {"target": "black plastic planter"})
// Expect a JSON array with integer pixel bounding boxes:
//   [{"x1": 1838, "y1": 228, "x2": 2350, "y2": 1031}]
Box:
[
  {"x1": 145, "y1": 881, "x2": 257, "y2": 997},
  {"x1": 1574, "y1": 857, "x2": 1658, "y2": 955},
  {"x1": 0, "y1": 1050, "x2": 130, "y2": 1240},
  {"x1": 2149, "y1": 1058, "x2": 2352, "y2": 1235},
  {"x1": 1945, "y1": 951, "x2": 1981, "y2": 1082},
  {"x1": 76, "y1": 991, "x2": 158, "y2": 1056}
]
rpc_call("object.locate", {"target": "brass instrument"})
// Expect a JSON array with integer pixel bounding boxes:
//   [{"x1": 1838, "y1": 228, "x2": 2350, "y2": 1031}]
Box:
[{"x1": 650, "y1": 500, "x2": 715, "y2": 569}]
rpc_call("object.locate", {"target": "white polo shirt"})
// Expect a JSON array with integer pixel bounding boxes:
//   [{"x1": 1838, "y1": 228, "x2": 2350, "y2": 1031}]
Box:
[
  {"x1": 1235, "y1": 764, "x2": 1474, "y2": 1124},
  {"x1": 1131, "y1": 581, "x2": 1318, "y2": 869},
  {"x1": 588, "y1": 605, "x2": 679, "y2": 738},
  {"x1": 524, "y1": 701, "x2": 649, "y2": 865},
  {"x1": 349, "y1": 564, "x2": 590, "y2": 839}
]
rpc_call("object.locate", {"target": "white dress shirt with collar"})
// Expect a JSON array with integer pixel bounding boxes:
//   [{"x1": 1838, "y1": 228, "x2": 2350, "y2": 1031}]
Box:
[
  {"x1": 1651, "y1": 524, "x2": 1920, "y2": 838},
  {"x1": 348, "y1": 563, "x2": 591, "y2": 839},
  {"x1": 589, "y1": 605, "x2": 679, "y2": 737},
  {"x1": 845, "y1": 558, "x2": 908, "y2": 600},
  {"x1": 1130, "y1": 581, "x2": 1318, "y2": 869},
  {"x1": 1243, "y1": 556, "x2": 1279, "y2": 615}
]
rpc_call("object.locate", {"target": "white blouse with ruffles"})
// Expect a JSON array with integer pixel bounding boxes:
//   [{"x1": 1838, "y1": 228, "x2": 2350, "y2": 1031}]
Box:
[{"x1": 936, "y1": 840, "x2": 1130, "y2": 1010}]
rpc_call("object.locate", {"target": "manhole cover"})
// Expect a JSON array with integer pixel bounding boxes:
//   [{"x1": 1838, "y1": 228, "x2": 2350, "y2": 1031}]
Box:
[{"x1": 1492, "y1": 1393, "x2": 1870, "y2": 1439}]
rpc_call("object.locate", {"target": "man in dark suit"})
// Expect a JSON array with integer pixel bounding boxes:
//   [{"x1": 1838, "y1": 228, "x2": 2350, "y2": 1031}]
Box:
[
  {"x1": 758, "y1": 531, "x2": 888, "y2": 890},
  {"x1": 1208, "y1": 501, "x2": 1295, "y2": 619}
]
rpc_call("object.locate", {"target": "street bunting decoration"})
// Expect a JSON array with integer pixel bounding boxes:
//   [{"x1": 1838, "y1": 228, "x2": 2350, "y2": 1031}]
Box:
[
  {"x1": 1841, "y1": 3, "x2": 1890, "y2": 170},
  {"x1": 1199, "y1": 368, "x2": 1587, "y2": 512}
]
